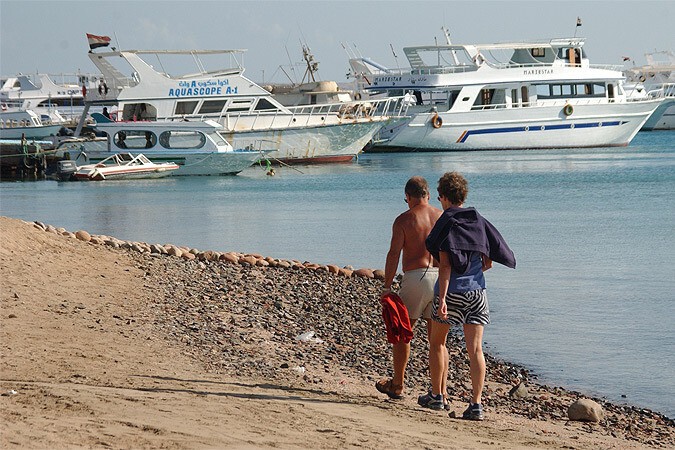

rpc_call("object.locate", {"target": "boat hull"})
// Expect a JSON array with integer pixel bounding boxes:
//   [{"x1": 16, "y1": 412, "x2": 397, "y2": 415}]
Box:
[
  {"x1": 641, "y1": 99, "x2": 675, "y2": 130},
  {"x1": 220, "y1": 119, "x2": 391, "y2": 163},
  {"x1": 0, "y1": 124, "x2": 63, "y2": 140},
  {"x1": 75, "y1": 165, "x2": 178, "y2": 181},
  {"x1": 67, "y1": 144, "x2": 261, "y2": 176},
  {"x1": 375, "y1": 100, "x2": 660, "y2": 150}
]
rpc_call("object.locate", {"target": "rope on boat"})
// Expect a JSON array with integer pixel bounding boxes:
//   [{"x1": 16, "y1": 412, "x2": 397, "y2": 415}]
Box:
[{"x1": 257, "y1": 154, "x2": 305, "y2": 174}]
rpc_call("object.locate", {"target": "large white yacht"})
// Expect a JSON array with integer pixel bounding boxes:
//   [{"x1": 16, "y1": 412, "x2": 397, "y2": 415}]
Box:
[
  {"x1": 77, "y1": 47, "x2": 406, "y2": 163},
  {"x1": 348, "y1": 37, "x2": 662, "y2": 151},
  {"x1": 624, "y1": 51, "x2": 675, "y2": 130}
]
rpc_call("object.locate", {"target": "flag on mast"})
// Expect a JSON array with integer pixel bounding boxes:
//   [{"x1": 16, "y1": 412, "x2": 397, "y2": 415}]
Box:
[
  {"x1": 86, "y1": 33, "x2": 111, "y2": 50},
  {"x1": 576, "y1": 17, "x2": 582, "y2": 27}
]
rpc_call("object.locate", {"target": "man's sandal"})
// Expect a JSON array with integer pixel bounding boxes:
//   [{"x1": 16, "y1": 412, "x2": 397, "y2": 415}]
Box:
[{"x1": 375, "y1": 378, "x2": 404, "y2": 399}]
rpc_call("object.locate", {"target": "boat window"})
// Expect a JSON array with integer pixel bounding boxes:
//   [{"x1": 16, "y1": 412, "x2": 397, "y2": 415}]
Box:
[
  {"x1": 521, "y1": 86, "x2": 529, "y2": 106},
  {"x1": 530, "y1": 48, "x2": 546, "y2": 58},
  {"x1": 593, "y1": 83, "x2": 606, "y2": 96},
  {"x1": 253, "y1": 98, "x2": 278, "y2": 111},
  {"x1": 112, "y1": 130, "x2": 156, "y2": 149},
  {"x1": 158, "y1": 130, "x2": 206, "y2": 149},
  {"x1": 198, "y1": 100, "x2": 227, "y2": 114},
  {"x1": 175, "y1": 101, "x2": 198, "y2": 115},
  {"x1": 472, "y1": 89, "x2": 497, "y2": 109},
  {"x1": 226, "y1": 99, "x2": 254, "y2": 112},
  {"x1": 511, "y1": 89, "x2": 519, "y2": 107}
]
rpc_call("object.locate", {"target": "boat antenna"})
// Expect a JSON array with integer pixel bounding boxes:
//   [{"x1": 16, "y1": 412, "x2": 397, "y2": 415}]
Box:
[
  {"x1": 113, "y1": 31, "x2": 121, "y2": 51},
  {"x1": 283, "y1": 44, "x2": 297, "y2": 84},
  {"x1": 441, "y1": 26, "x2": 460, "y2": 65},
  {"x1": 389, "y1": 44, "x2": 400, "y2": 71}
]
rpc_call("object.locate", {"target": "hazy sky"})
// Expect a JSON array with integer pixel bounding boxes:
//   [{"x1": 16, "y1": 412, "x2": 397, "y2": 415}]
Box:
[{"x1": 1, "y1": 0, "x2": 673, "y2": 83}]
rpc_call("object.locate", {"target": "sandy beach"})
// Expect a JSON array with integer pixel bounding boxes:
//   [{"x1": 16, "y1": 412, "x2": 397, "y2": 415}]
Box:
[{"x1": 1, "y1": 215, "x2": 672, "y2": 449}]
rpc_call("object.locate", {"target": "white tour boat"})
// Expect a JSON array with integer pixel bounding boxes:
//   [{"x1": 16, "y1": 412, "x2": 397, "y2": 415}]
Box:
[
  {"x1": 73, "y1": 152, "x2": 179, "y2": 181},
  {"x1": 60, "y1": 116, "x2": 265, "y2": 176},
  {"x1": 348, "y1": 37, "x2": 662, "y2": 151},
  {"x1": 76, "y1": 45, "x2": 407, "y2": 164},
  {"x1": 624, "y1": 51, "x2": 675, "y2": 130}
]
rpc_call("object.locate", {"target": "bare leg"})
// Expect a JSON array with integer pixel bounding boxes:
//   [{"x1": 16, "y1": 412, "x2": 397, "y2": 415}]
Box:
[
  {"x1": 426, "y1": 319, "x2": 449, "y2": 401},
  {"x1": 391, "y1": 342, "x2": 410, "y2": 388},
  {"x1": 463, "y1": 324, "x2": 485, "y2": 404},
  {"x1": 429, "y1": 321, "x2": 450, "y2": 396},
  {"x1": 391, "y1": 318, "x2": 417, "y2": 391}
]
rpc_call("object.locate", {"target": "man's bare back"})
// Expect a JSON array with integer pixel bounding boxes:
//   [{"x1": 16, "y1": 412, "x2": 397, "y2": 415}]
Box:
[{"x1": 396, "y1": 203, "x2": 443, "y2": 272}]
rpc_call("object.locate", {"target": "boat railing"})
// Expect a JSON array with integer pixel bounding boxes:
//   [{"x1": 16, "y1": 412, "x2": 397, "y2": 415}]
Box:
[
  {"x1": 172, "y1": 96, "x2": 409, "y2": 131},
  {"x1": 647, "y1": 83, "x2": 675, "y2": 98},
  {"x1": 469, "y1": 96, "x2": 655, "y2": 110},
  {"x1": 386, "y1": 61, "x2": 623, "y2": 75},
  {"x1": 485, "y1": 61, "x2": 623, "y2": 71}
]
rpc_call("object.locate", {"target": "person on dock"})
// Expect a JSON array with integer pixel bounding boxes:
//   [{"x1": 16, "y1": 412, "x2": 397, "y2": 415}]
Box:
[
  {"x1": 421, "y1": 171, "x2": 516, "y2": 419},
  {"x1": 376, "y1": 176, "x2": 443, "y2": 401}
]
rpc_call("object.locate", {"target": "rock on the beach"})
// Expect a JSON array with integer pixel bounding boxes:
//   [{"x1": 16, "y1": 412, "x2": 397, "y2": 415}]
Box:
[
  {"x1": 372, "y1": 269, "x2": 385, "y2": 280},
  {"x1": 75, "y1": 230, "x2": 91, "y2": 242},
  {"x1": 509, "y1": 382, "x2": 529, "y2": 399},
  {"x1": 167, "y1": 246, "x2": 183, "y2": 258},
  {"x1": 354, "y1": 268, "x2": 374, "y2": 279},
  {"x1": 181, "y1": 252, "x2": 196, "y2": 261},
  {"x1": 568, "y1": 398, "x2": 604, "y2": 422},
  {"x1": 220, "y1": 252, "x2": 238, "y2": 264}
]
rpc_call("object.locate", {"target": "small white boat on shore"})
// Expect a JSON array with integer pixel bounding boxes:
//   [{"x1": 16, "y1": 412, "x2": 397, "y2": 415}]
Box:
[
  {"x1": 59, "y1": 115, "x2": 266, "y2": 175},
  {"x1": 73, "y1": 152, "x2": 178, "y2": 181}
]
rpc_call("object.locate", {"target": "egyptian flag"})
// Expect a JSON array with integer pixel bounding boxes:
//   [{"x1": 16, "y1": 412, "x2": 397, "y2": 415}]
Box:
[{"x1": 86, "y1": 33, "x2": 111, "y2": 50}]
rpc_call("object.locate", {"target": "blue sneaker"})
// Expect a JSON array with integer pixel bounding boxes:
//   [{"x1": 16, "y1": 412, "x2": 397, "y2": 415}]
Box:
[
  {"x1": 462, "y1": 403, "x2": 484, "y2": 421},
  {"x1": 417, "y1": 391, "x2": 445, "y2": 411}
]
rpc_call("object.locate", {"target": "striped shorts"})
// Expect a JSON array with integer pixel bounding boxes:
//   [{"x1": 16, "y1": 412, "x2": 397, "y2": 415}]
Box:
[{"x1": 432, "y1": 289, "x2": 490, "y2": 326}]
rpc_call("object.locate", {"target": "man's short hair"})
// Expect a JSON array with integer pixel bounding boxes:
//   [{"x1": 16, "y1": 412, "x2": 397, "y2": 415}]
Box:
[
  {"x1": 437, "y1": 172, "x2": 468, "y2": 205},
  {"x1": 405, "y1": 176, "x2": 429, "y2": 199}
]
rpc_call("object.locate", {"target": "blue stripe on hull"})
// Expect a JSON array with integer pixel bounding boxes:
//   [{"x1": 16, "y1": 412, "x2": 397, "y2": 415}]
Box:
[{"x1": 457, "y1": 121, "x2": 625, "y2": 143}]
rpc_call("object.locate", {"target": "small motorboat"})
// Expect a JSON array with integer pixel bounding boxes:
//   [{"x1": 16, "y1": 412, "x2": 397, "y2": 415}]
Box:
[{"x1": 73, "y1": 152, "x2": 178, "y2": 181}]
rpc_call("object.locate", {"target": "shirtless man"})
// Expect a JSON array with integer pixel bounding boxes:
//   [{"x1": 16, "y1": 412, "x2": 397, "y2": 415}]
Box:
[{"x1": 376, "y1": 176, "x2": 445, "y2": 401}]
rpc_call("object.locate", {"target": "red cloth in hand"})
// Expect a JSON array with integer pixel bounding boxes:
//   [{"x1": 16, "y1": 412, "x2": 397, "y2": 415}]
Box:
[{"x1": 380, "y1": 292, "x2": 413, "y2": 344}]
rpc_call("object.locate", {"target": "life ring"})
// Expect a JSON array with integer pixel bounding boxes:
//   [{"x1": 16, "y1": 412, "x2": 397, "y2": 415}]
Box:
[
  {"x1": 431, "y1": 114, "x2": 443, "y2": 129},
  {"x1": 563, "y1": 104, "x2": 574, "y2": 117},
  {"x1": 354, "y1": 92, "x2": 362, "y2": 100}
]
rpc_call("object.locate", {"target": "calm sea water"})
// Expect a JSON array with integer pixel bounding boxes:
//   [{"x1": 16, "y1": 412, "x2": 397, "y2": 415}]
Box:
[{"x1": 2, "y1": 131, "x2": 674, "y2": 417}]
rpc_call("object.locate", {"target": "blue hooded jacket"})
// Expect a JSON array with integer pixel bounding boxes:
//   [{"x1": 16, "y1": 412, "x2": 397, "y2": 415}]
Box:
[{"x1": 425, "y1": 207, "x2": 516, "y2": 274}]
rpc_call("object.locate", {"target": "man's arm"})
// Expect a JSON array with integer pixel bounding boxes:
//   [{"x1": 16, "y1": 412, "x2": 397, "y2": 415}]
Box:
[{"x1": 382, "y1": 219, "x2": 405, "y2": 295}]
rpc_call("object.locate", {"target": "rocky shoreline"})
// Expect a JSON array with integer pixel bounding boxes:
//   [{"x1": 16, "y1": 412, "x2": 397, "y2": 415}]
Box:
[{"x1": 26, "y1": 220, "x2": 675, "y2": 447}]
